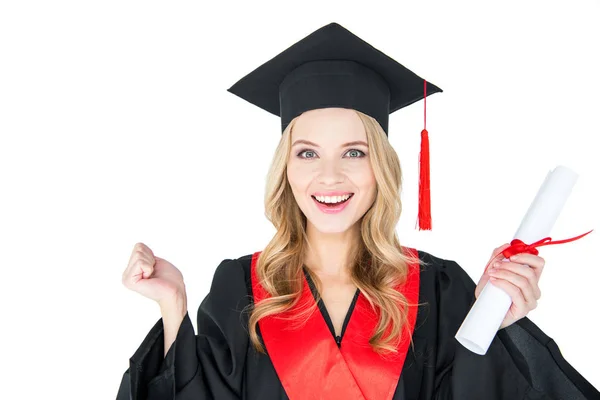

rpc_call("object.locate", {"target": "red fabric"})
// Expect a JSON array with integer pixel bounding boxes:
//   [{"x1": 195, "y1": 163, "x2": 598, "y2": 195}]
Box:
[
  {"x1": 250, "y1": 247, "x2": 421, "y2": 400},
  {"x1": 418, "y1": 80, "x2": 432, "y2": 230},
  {"x1": 501, "y1": 229, "x2": 594, "y2": 258},
  {"x1": 483, "y1": 229, "x2": 594, "y2": 272}
]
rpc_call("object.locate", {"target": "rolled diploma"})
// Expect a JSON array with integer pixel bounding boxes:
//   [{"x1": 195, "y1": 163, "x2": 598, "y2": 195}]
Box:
[{"x1": 454, "y1": 165, "x2": 579, "y2": 355}]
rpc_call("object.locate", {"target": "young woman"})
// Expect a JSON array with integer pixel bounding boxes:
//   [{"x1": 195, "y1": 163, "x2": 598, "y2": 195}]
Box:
[{"x1": 117, "y1": 23, "x2": 599, "y2": 400}]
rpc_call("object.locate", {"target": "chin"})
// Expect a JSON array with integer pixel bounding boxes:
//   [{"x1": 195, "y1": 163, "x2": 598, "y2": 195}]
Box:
[
  {"x1": 313, "y1": 224, "x2": 352, "y2": 234},
  {"x1": 305, "y1": 215, "x2": 360, "y2": 234}
]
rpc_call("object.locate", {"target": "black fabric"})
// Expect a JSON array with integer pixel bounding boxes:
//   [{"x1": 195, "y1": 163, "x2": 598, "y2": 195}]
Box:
[
  {"x1": 226, "y1": 22, "x2": 442, "y2": 135},
  {"x1": 116, "y1": 251, "x2": 600, "y2": 400}
]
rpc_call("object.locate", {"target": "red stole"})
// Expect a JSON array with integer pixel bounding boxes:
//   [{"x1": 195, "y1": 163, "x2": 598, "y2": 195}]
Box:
[{"x1": 250, "y1": 247, "x2": 420, "y2": 400}]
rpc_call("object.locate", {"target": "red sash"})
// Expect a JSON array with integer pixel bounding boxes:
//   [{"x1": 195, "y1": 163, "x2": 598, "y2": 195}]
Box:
[{"x1": 250, "y1": 247, "x2": 420, "y2": 400}]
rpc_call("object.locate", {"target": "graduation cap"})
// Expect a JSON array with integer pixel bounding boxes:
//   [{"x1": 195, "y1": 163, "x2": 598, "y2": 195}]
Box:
[{"x1": 227, "y1": 22, "x2": 442, "y2": 230}]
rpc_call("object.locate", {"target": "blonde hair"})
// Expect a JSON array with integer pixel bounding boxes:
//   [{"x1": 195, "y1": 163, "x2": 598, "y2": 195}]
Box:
[{"x1": 247, "y1": 109, "x2": 424, "y2": 355}]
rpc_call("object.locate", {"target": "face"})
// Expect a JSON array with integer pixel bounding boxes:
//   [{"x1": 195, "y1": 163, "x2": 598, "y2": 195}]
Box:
[{"x1": 287, "y1": 108, "x2": 377, "y2": 235}]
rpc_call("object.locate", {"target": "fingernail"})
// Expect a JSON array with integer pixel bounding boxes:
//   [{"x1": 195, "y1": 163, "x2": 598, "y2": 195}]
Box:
[{"x1": 493, "y1": 262, "x2": 501, "y2": 268}]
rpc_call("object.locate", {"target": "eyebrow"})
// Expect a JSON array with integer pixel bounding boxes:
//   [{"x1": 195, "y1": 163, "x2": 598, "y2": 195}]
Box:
[{"x1": 291, "y1": 139, "x2": 369, "y2": 148}]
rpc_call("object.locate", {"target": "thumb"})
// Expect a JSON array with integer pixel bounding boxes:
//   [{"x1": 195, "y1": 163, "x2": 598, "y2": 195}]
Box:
[
  {"x1": 484, "y1": 243, "x2": 512, "y2": 273},
  {"x1": 477, "y1": 244, "x2": 511, "y2": 298},
  {"x1": 141, "y1": 263, "x2": 154, "y2": 279}
]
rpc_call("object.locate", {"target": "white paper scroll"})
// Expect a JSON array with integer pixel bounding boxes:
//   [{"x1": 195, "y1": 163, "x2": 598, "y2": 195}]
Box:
[{"x1": 455, "y1": 165, "x2": 579, "y2": 355}]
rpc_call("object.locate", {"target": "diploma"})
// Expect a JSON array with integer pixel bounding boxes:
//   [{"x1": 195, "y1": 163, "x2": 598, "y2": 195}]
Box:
[{"x1": 454, "y1": 165, "x2": 579, "y2": 355}]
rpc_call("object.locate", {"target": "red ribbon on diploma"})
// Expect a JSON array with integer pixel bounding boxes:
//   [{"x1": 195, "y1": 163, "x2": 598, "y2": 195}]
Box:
[
  {"x1": 501, "y1": 229, "x2": 594, "y2": 258},
  {"x1": 483, "y1": 229, "x2": 594, "y2": 274}
]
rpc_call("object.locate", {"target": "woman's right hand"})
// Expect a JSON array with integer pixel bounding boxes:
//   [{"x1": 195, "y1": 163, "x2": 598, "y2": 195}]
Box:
[{"x1": 122, "y1": 242, "x2": 186, "y2": 307}]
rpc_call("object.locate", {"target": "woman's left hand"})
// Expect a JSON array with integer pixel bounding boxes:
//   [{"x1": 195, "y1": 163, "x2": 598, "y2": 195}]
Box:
[{"x1": 475, "y1": 243, "x2": 545, "y2": 330}]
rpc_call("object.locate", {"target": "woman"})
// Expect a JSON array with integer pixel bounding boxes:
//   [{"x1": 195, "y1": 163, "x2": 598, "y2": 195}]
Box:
[{"x1": 117, "y1": 23, "x2": 599, "y2": 400}]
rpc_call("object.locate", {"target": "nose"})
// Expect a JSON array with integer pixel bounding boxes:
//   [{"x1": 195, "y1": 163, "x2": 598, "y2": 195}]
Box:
[{"x1": 316, "y1": 158, "x2": 345, "y2": 185}]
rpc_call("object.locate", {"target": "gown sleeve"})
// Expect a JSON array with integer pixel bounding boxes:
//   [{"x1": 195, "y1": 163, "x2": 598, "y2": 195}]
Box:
[
  {"x1": 115, "y1": 258, "x2": 250, "y2": 400},
  {"x1": 432, "y1": 255, "x2": 600, "y2": 400}
]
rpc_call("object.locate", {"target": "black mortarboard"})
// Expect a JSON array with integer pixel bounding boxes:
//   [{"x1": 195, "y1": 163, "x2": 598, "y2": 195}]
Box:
[{"x1": 227, "y1": 22, "x2": 443, "y2": 230}]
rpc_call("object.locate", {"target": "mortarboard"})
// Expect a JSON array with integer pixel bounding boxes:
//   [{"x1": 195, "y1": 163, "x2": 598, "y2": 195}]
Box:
[{"x1": 227, "y1": 22, "x2": 442, "y2": 230}]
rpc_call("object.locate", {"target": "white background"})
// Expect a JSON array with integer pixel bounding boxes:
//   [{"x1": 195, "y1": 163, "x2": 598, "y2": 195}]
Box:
[{"x1": 1, "y1": 1, "x2": 598, "y2": 398}]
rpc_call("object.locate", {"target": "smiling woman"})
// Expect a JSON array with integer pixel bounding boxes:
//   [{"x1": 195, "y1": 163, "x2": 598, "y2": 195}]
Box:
[
  {"x1": 250, "y1": 107, "x2": 414, "y2": 360},
  {"x1": 116, "y1": 22, "x2": 600, "y2": 400},
  {"x1": 287, "y1": 108, "x2": 378, "y2": 231}
]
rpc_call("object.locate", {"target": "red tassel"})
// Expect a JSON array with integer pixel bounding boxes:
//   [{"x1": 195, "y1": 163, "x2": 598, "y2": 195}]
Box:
[
  {"x1": 418, "y1": 128, "x2": 431, "y2": 230},
  {"x1": 417, "y1": 80, "x2": 432, "y2": 230}
]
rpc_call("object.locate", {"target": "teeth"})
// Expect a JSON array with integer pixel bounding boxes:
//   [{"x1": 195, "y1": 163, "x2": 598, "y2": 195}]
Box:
[{"x1": 314, "y1": 194, "x2": 352, "y2": 204}]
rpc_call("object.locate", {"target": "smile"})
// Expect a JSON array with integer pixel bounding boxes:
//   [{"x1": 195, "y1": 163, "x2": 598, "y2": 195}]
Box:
[{"x1": 311, "y1": 194, "x2": 354, "y2": 214}]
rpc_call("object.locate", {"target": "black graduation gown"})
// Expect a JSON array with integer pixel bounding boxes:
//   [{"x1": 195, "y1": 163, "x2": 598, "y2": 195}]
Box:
[{"x1": 116, "y1": 250, "x2": 600, "y2": 400}]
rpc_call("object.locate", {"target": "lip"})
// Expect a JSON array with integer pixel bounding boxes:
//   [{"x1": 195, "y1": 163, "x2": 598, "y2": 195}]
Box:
[
  {"x1": 311, "y1": 193, "x2": 354, "y2": 214},
  {"x1": 312, "y1": 191, "x2": 354, "y2": 197}
]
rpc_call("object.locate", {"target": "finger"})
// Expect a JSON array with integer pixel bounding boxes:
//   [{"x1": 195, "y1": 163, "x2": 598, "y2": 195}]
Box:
[
  {"x1": 484, "y1": 244, "x2": 511, "y2": 273},
  {"x1": 477, "y1": 256, "x2": 507, "y2": 298},
  {"x1": 127, "y1": 243, "x2": 152, "y2": 271},
  {"x1": 123, "y1": 259, "x2": 149, "y2": 287},
  {"x1": 490, "y1": 243, "x2": 511, "y2": 262},
  {"x1": 134, "y1": 242, "x2": 155, "y2": 260},
  {"x1": 124, "y1": 254, "x2": 152, "y2": 283},
  {"x1": 133, "y1": 242, "x2": 150, "y2": 256},
  {"x1": 477, "y1": 245, "x2": 511, "y2": 298},
  {"x1": 139, "y1": 259, "x2": 154, "y2": 279},
  {"x1": 128, "y1": 257, "x2": 154, "y2": 281},
  {"x1": 136, "y1": 250, "x2": 155, "y2": 266},
  {"x1": 488, "y1": 277, "x2": 530, "y2": 319},
  {"x1": 488, "y1": 267, "x2": 538, "y2": 307},
  {"x1": 492, "y1": 261, "x2": 541, "y2": 299},
  {"x1": 508, "y1": 254, "x2": 545, "y2": 278},
  {"x1": 489, "y1": 265, "x2": 538, "y2": 305}
]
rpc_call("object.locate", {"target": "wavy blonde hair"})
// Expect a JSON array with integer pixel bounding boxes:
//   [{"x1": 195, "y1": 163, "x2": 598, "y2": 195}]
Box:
[{"x1": 247, "y1": 109, "x2": 424, "y2": 355}]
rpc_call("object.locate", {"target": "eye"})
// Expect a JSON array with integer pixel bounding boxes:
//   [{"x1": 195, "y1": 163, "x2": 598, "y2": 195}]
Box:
[
  {"x1": 296, "y1": 148, "x2": 367, "y2": 159},
  {"x1": 297, "y1": 149, "x2": 317, "y2": 159},
  {"x1": 345, "y1": 149, "x2": 366, "y2": 158}
]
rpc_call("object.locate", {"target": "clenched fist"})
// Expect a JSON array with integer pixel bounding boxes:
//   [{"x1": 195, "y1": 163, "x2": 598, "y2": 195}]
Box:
[{"x1": 121, "y1": 242, "x2": 186, "y2": 307}]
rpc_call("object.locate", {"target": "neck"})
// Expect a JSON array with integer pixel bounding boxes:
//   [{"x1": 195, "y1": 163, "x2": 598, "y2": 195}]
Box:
[{"x1": 303, "y1": 221, "x2": 360, "y2": 281}]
